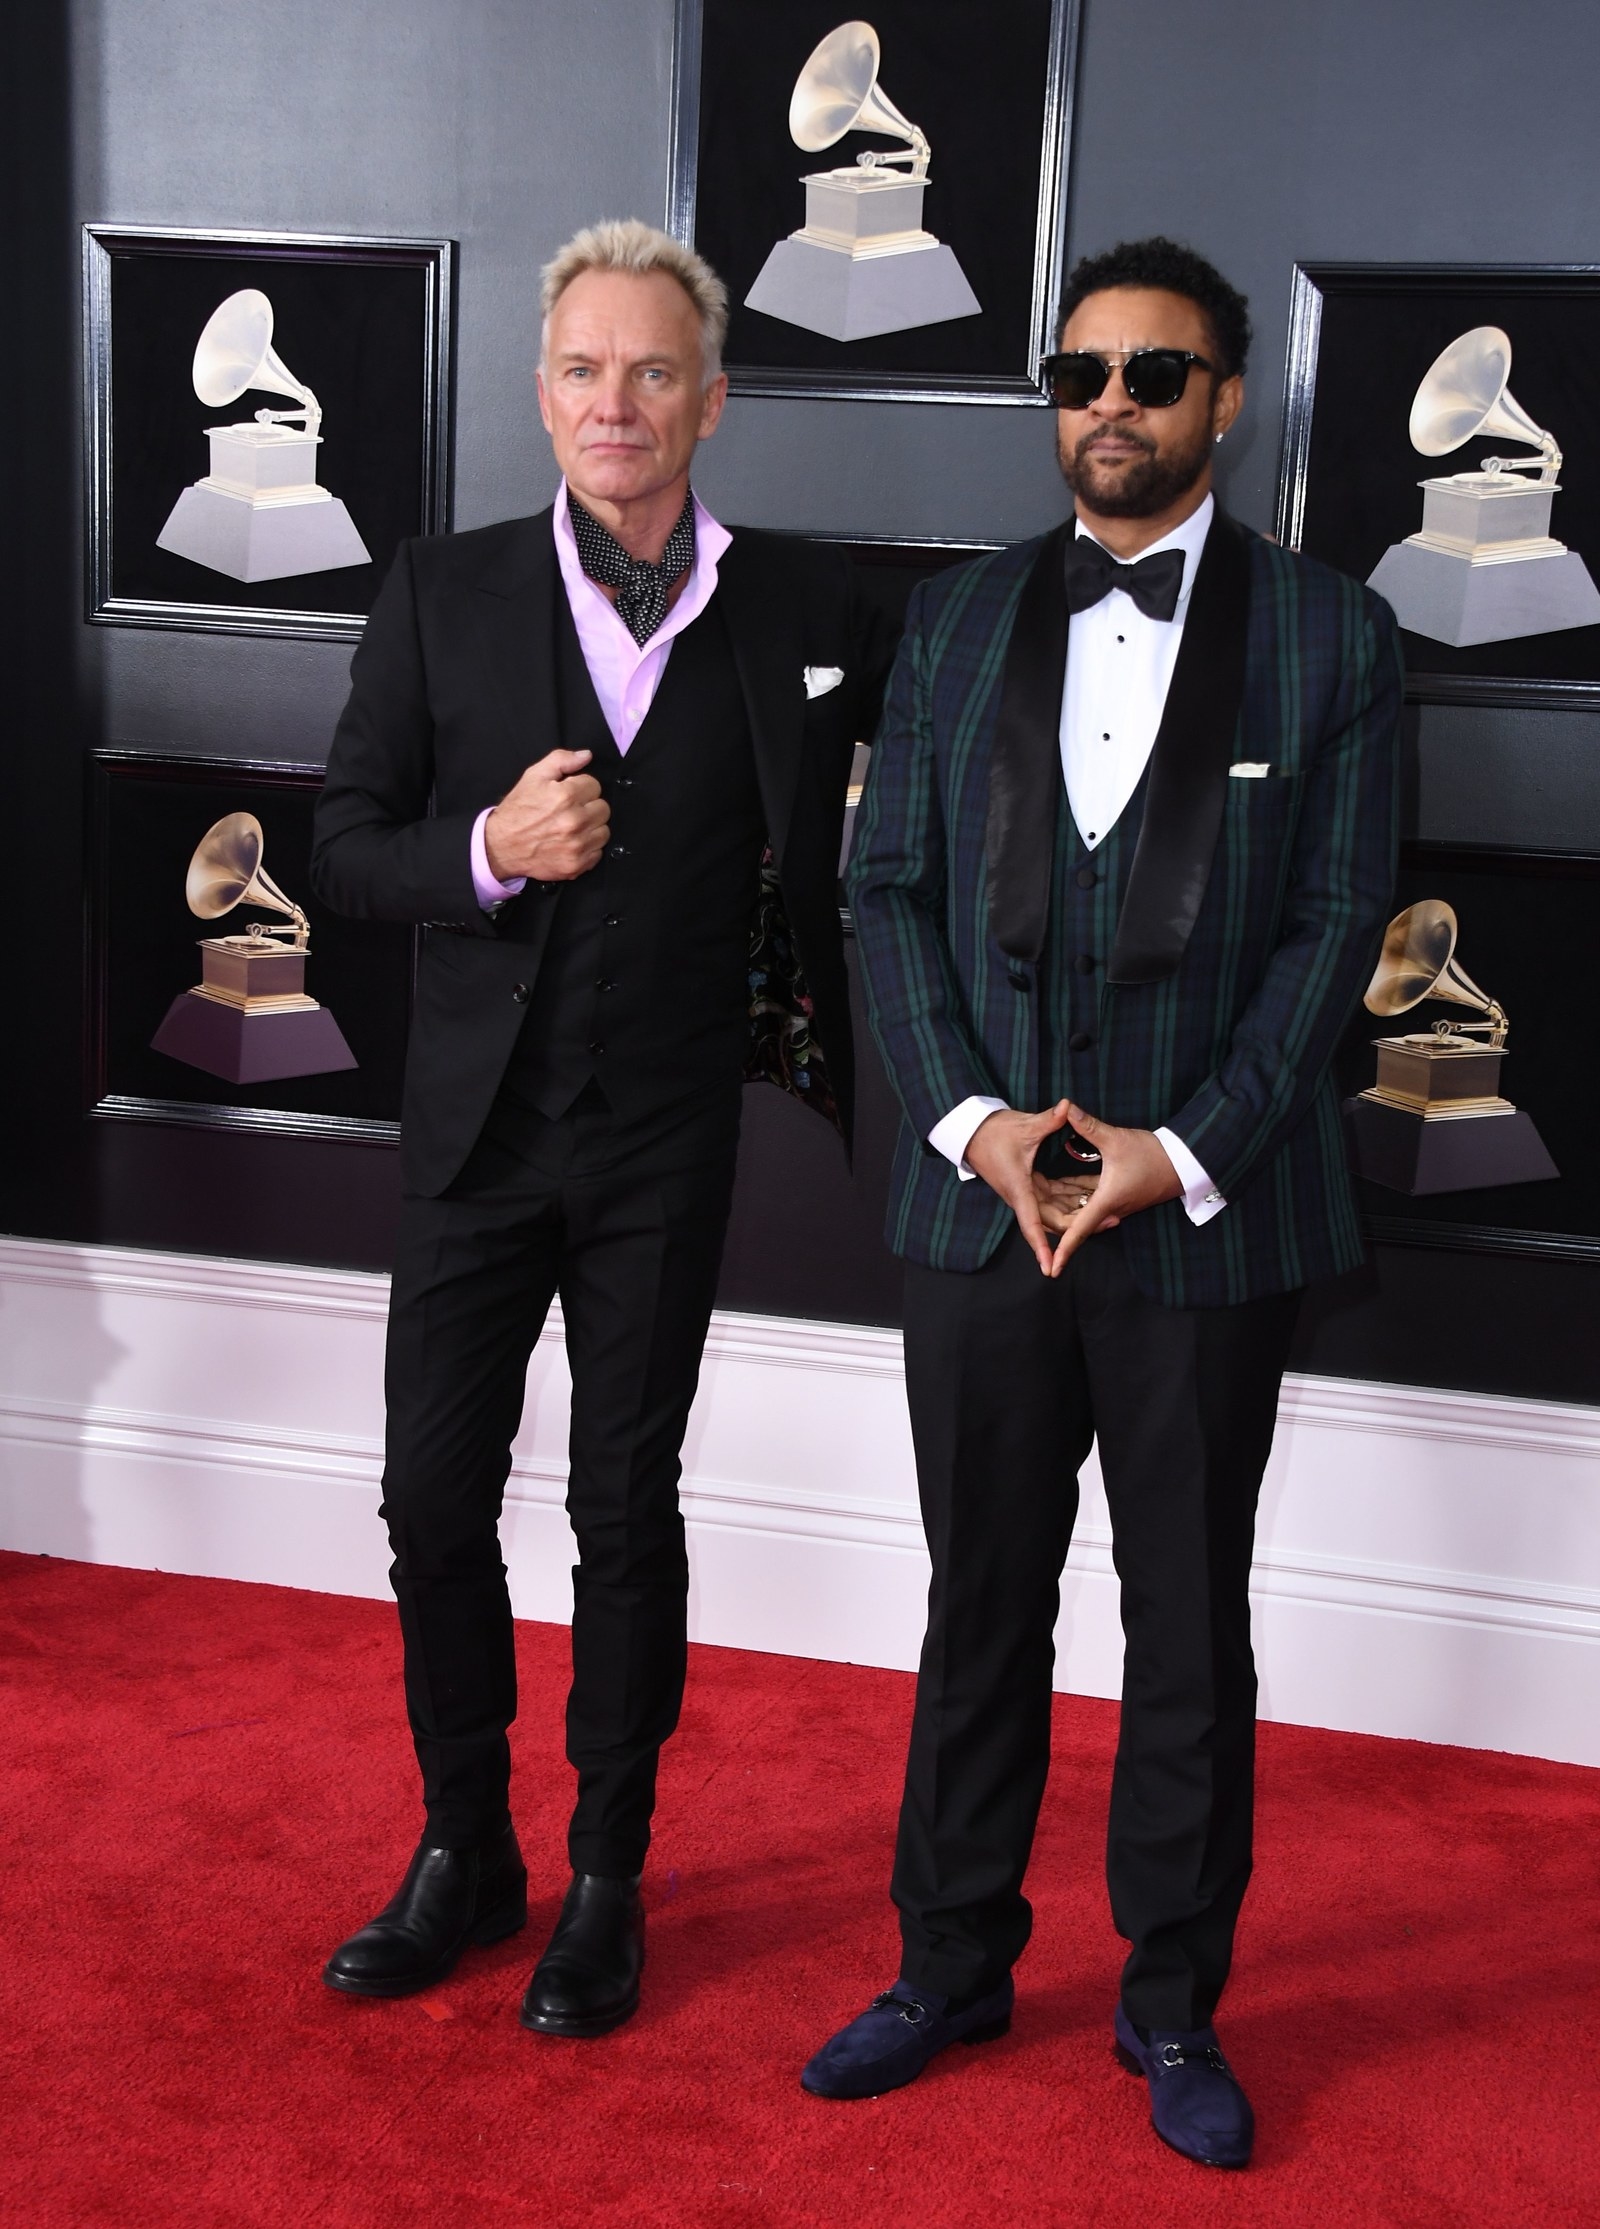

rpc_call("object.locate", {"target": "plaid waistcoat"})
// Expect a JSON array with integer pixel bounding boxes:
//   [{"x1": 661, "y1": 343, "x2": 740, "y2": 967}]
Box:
[{"x1": 847, "y1": 512, "x2": 1404, "y2": 1308}]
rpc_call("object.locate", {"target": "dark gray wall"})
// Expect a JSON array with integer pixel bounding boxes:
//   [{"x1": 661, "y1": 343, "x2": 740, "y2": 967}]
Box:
[
  {"x1": 83, "y1": 0, "x2": 1600, "y2": 852},
  {"x1": 7, "y1": 0, "x2": 1597, "y2": 1399}
]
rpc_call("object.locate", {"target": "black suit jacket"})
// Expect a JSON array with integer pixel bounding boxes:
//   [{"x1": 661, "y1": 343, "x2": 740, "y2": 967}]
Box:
[{"x1": 312, "y1": 507, "x2": 893, "y2": 1196}]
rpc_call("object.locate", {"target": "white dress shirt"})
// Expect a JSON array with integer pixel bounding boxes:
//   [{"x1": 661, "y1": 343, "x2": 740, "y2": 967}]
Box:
[{"x1": 928, "y1": 495, "x2": 1225, "y2": 1227}]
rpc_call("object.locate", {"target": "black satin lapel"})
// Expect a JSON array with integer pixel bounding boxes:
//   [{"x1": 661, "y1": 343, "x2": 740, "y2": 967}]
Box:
[
  {"x1": 986, "y1": 524, "x2": 1072, "y2": 963},
  {"x1": 471, "y1": 510, "x2": 561, "y2": 787},
  {"x1": 715, "y1": 533, "x2": 805, "y2": 864},
  {"x1": 1107, "y1": 511, "x2": 1251, "y2": 986}
]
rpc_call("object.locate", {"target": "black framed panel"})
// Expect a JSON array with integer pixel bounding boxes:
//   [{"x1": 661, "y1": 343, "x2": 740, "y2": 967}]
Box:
[
  {"x1": 88, "y1": 752, "x2": 412, "y2": 1145},
  {"x1": 84, "y1": 227, "x2": 454, "y2": 641},
  {"x1": 669, "y1": 0, "x2": 1080, "y2": 404},
  {"x1": 1335, "y1": 842, "x2": 1600, "y2": 1262},
  {"x1": 823, "y1": 535, "x2": 998, "y2": 922},
  {"x1": 1277, "y1": 262, "x2": 1600, "y2": 710}
]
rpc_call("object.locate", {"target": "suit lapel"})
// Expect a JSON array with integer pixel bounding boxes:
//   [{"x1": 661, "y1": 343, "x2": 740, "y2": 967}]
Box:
[
  {"x1": 714, "y1": 531, "x2": 805, "y2": 865},
  {"x1": 986, "y1": 524, "x2": 1072, "y2": 963},
  {"x1": 1107, "y1": 509, "x2": 1251, "y2": 986},
  {"x1": 470, "y1": 507, "x2": 562, "y2": 786}
]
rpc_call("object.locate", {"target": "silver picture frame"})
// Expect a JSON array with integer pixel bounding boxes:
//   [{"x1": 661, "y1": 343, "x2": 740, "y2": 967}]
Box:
[
  {"x1": 84, "y1": 225, "x2": 455, "y2": 642},
  {"x1": 1275, "y1": 259, "x2": 1600, "y2": 711},
  {"x1": 667, "y1": 0, "x2": 1081, "y2": 405}
]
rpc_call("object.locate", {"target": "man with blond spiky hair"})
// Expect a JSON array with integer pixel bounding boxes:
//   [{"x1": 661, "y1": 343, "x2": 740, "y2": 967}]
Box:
[{"x1": 313, "y1": 219, "x2": 892, "y2": 2037}]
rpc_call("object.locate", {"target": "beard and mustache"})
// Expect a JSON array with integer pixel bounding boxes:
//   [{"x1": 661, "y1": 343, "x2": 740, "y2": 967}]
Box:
[{"x1": 1057, "y1": 417, "x2": 1214, "y2": 519}]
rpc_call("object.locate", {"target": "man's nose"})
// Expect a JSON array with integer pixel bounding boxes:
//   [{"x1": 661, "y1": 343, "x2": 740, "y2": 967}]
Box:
[
  {"x1": 1088, "y1": 369, "x2": 1139, "y2": 419},
  {"x1": 591, "y1": 375, "x2": 634, "y2": 420}
]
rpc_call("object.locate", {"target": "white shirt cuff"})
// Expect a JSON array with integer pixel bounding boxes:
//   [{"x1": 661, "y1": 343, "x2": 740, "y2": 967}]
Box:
[
  {"x1": 471, "y1": 806, "x2": 526, "y2": 908},
  {"x1": 1155, "y1": 1127, "x2": 1226, "y2": 1226},
  {"x1": 929, "y1": 1095, "x2": 1009, "y2": 1181}
]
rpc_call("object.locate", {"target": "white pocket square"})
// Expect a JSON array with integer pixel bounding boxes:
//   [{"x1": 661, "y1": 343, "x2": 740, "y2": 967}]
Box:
[
  {"x1": 1228, "y1": 761, "x2": 1272, "y2": 778},
  {"x1": 804, "y1": 664, "x2": 845, "y2": 699}
]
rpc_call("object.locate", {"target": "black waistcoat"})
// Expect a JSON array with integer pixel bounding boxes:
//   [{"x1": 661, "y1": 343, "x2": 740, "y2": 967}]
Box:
[{"x1": 493, "y1": 587, "x2": 767, "y2": 1127}]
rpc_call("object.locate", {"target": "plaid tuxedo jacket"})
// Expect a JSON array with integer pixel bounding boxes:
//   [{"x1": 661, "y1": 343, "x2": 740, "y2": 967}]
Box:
[{"x1": 847, "y1": 511, "x2": 1404, "y2": 1307}]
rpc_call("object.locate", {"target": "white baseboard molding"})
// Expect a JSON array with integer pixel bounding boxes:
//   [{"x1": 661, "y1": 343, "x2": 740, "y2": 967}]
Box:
[{"x1": 1, "y1": 1236, "x2": 1597, "y2": 1766}]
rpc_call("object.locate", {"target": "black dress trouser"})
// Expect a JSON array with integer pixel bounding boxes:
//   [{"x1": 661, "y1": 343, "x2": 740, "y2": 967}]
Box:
[
  {"x1": 893, "y1": 1225, "x2": 1300, "y2": 2031},
  {"x1": 380, "y1": 1080, "x2": 742, "y2": 1876}
]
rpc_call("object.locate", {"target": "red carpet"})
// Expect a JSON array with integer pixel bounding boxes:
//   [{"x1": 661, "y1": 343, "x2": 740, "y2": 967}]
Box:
[{"x1": 2, "y1": 1551, "x2": 1597, "y2": 2228}]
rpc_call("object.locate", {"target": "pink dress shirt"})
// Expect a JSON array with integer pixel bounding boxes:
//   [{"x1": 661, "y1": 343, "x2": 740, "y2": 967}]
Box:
[{"x1": 469, "y1": 481, "x2": 733, "y2": 905}]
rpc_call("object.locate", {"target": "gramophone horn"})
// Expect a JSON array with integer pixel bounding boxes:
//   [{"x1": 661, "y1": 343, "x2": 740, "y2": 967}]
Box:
[
  {"x1": 185, "y1": 812, "x2": 307, "y2": 939},
  {"x1": 1409, "y1": 325, "x2": 1558, "y2": 478},
  {"x1": 1364, "y1": 899, "x2": 1506, "y2": 1037},
  {"x1": 789, "y1": 19, "x2": 926, "y2": 160},
  {"x1": 191, "y1": 289, "x2": 320, "y2": 434}
]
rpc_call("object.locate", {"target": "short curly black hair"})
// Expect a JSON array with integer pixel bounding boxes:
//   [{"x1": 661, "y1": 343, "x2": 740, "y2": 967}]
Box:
[{"x1": 1056, "y1": 237, "x2": 1252, "y2": 380}]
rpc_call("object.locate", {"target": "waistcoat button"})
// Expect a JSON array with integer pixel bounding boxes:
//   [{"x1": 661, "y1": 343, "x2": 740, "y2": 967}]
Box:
[
  {"x1": 1075, "y1": 867, "x2": 1098, "y2": 889},
  {"x1": 1074, "y1": 953, "x2": 1097, "y2": 975},
  {"x1": 1007, "y1": 967, "x2": 1030, "y2": 991},
  {"x1": 1068, "y1": 1029, "x2": 1094, "y2": 1052}
]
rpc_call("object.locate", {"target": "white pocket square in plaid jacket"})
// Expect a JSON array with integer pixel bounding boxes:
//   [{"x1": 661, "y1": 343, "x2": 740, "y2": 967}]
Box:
[
  {"x1": 804, "y1": 665, "x2": 845, "y2": 699},
  {"x1": 1228, "y1": 761, "x2": 1272, "y2": 778}
]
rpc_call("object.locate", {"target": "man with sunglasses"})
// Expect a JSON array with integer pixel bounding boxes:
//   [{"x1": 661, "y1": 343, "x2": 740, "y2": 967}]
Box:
[{"x1": 805, "y1": 239, "x2": 1402, "y2": 2168}]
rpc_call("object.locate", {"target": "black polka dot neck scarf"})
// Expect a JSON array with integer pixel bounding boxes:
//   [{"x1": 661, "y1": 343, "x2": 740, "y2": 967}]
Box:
[{"x1": 567, "y1": 489, "x2": 698, "y2": 647}]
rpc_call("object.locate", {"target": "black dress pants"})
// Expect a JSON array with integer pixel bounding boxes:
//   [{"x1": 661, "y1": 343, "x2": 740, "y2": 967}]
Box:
[
  {"x1": 380, "y1": 1080, "x2": 742, "y2": 1876},
  {"x1": 893, "y1": 1225, "x2": 1300, "y2": 2031}
]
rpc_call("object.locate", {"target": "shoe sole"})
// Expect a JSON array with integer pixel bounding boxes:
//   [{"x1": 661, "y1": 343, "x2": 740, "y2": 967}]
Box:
[
  {"x1": 800, "y1": 2012, "x2": 1012, "y2": 2100},
  {"x1": 1113, "y1": 2043, "x2": 1251, "y2": 2169},
  {"x1": 518, "y1": 1987, "x2": 640, "y2": 2039},
  {"x1": 322, "y1": 1888, "x2": 529, "y2": 2000}
]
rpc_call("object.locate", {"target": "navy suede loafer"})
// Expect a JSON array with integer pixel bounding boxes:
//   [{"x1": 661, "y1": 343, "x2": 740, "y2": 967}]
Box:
[
  {"x1": 801, "y1": 1979, "x2": 1014, "y2": 2100},
  {"x1": 1113, "y1": 2003, "x2": 1254, "y2": 2168}
]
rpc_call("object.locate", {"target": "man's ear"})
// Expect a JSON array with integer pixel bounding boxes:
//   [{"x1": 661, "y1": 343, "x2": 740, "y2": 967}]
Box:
[
  {"x1": 1213, "y1": 373, "x2": 1244, "y2": 441},
  {"x1": 536, "y1": 369, "x2": 553, "y2": 435},
  {"x1": 698, "y1": 372, "x2": 729, "y2": 441}
]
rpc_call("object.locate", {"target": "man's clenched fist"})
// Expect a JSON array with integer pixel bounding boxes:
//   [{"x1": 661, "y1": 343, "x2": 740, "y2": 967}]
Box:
[{"x1": 484, "y1": 749, "x2": 611, "y2": 883}]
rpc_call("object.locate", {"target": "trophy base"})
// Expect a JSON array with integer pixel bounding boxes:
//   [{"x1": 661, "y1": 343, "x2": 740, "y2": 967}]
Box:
[
  {"x1": 157, "y1": 481, "x2": 371, "y2": 584},
  {"x1": 744, "y1": 237, "x2": 979, "y2": 341},
  {"x1": 1344, "y1": 1094, "x2": 1559, "y2": 1194},
  {"x1": 1366, "y1": 537, "x2": 1600, "y2": 647},
  {"x1": 151, "y1": 990, "x2": 358, "y2": 1084}
]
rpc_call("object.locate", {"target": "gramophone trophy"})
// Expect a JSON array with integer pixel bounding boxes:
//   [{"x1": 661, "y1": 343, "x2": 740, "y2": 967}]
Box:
[
  {"x1": 743, "y1": 20, "x2": 980, "y2": 343},
  {"x1": 1344, "y1": 900, "x2": 1557, "y2": 1194},
  {"x1": 156, "y1": 289, "x2": 371, "y2": 583},
  {"x1": 150, "y1": 814, "x2": 358, "y2": 1084},
  {"x1": 1367, "y1": 327, "x2": 1600, "y2": 647}
]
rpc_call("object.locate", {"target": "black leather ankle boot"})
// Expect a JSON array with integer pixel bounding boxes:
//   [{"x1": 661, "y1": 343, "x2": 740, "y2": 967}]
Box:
[
  {"x1": 323, "y1": 1823, "x2": 527, "y2": 1998},
  {"x1": 520, "y1": 1872, "x2": 645, "y2": 2038}
]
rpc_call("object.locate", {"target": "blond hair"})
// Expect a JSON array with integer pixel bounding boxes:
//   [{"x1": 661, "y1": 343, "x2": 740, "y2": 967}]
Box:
[{"x1": 539, "y1": 220, "x2": 729, "y2": 384}]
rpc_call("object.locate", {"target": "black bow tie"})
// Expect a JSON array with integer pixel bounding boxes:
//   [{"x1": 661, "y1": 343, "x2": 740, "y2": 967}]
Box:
[{"x1": 1062, "y1": 535, "x2": 1186, "y2": 623}]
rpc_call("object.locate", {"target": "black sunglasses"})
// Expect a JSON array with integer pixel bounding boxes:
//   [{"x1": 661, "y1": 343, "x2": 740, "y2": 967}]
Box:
[{"x1": 1040, "y1": 348, "x2": 1214, "y2": 410}]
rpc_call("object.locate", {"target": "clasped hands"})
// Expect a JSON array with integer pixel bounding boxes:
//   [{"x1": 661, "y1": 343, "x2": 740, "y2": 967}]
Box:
[
  {"x1": 963, "y1": 1101, "x2": 1182, "y2": 1276},
  {"x1": 484, "y1": 749, "x2": 611, "y2": 884}
]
